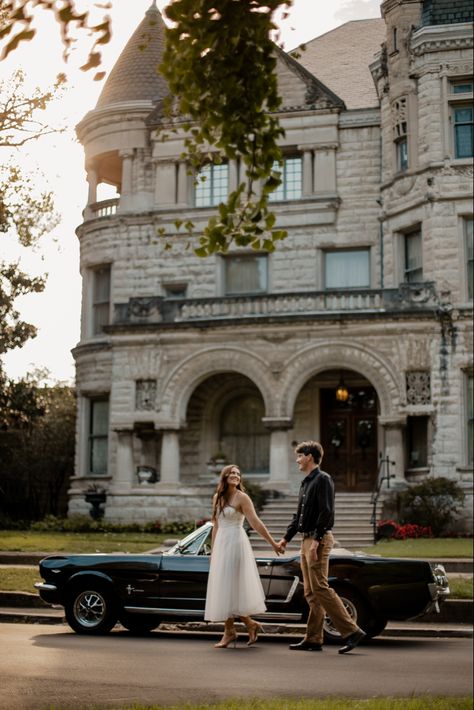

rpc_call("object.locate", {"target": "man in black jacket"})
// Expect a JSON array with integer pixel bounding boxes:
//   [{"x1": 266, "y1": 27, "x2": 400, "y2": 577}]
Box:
[{"x1": 277, "y1": 440, "x2": 366, "y2": 654}]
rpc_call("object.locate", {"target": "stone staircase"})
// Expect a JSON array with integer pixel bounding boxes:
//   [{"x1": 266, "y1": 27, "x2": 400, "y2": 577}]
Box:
[{"x1": 249, "y1": 492, "x2": 378, "y2": 552}]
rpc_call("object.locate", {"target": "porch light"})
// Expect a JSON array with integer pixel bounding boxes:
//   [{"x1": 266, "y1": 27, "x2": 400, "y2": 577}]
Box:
[{"x1": 335, "y1": 373, "x2": 349, "y2": 402}]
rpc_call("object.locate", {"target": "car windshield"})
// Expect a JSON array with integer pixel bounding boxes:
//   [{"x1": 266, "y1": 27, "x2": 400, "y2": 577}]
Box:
[{"x1": 164, "y1": 523, "x2": 213, "y2": 556}]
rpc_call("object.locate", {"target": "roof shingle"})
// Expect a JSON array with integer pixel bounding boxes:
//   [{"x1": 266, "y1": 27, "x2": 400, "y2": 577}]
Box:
[
  {"x1": 294, "y1": 19, "x2": 386, "y2": 110},
  {"x1": 96, "y1": 3, "x2": 168, "y2": 109}
]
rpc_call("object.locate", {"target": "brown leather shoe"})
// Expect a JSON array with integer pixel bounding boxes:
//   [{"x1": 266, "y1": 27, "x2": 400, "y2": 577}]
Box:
[
  {"x1": 338, "y1": 629, "x2": 366, "y2": 654},
  {"x1": 289, "y1": 639, "x2": 323, "y2": 651}
]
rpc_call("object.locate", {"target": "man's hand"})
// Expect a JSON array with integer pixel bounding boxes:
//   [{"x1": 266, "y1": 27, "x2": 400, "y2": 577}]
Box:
[
  {"x1": 310, "y1": 540, "x2": 319, "y2": 561},
  {"x1": 277, "y1": 538, "x2": 287, "y2": 554}
]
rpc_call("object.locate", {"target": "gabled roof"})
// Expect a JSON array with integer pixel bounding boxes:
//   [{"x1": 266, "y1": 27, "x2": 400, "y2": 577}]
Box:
[
  {"x1": 294, "y1": 19, "x2": 386, "y2": 110},
  {"x1": 96, "y1": 2, "x2": 168, "y2": 109},
  {"x1": 275, "y1": 45, "x2": 345, "y2": 111},
  {"x1": 421, "y1": 0, "x2": 473, "y2": 26}
]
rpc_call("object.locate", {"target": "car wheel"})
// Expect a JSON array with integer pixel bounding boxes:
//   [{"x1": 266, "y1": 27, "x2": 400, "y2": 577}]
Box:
[
  {"x1": 65, "y1": 584, "x2": 118, "y2": 635},
  {"x1": 323, "y1": 587, "x2": 370, "y2": 644},
  {"x1": 119, "y1": 612, "x2": 159, "y2": 634}
]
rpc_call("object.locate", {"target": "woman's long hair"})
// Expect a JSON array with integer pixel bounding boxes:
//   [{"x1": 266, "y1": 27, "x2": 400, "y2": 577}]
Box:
[{"x1": 212, "y1": 464, "x2": 246, "y2": 519}]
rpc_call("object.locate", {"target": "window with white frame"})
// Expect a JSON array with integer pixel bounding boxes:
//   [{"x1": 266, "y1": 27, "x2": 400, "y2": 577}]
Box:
[
  {"x1": 224, "y1": 254, "x2": 268, "y2": 295},
  {"x1": 392, "y1": 97, "x2": 409, "y2": 172},
  {"x1": 268, "y1": 155, "x2": 302, "y2": 202},
  {"x1": 195, "y1": 163, "x2": 228, "y2": 207},
  {"x1": 324, "y1": 249, "x2": 370, "y2": 289},
  {"x1": 403, "y1": 228, "x2": 422, "y2": 283},
  {"x1": 467, "y1": 373, "x2": 474, "y2": 465},
  {"x1": 449, "y1": 80, "x2": 473, "y2": 159},
  {"x1": 89, "y1": 398, "x2": 109, "y2": 475},
  {"x1": 92, "y1": 266, "x2": 111, "y2": 335}
]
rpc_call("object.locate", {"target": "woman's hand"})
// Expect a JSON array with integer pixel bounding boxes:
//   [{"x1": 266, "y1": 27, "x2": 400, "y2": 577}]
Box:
[{"x1": 271, "y1": 539, "x2": 283, "y2": 555}]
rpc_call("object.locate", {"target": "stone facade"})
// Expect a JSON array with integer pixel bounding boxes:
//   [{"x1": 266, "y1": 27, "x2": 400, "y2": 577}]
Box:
[{"x1": 69, "y1": 1, "x2": 473, "y2": 530}]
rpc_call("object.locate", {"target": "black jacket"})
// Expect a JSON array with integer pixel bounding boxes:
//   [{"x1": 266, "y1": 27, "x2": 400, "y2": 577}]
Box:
[{"x1": 284, "y1": 467, "x2": 335, "y2": 542}]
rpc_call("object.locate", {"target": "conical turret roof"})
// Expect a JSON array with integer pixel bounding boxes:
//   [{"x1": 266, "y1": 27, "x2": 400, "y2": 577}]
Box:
[{"x1": 96, "y1": 2, "x2": 168, "y2": 109}]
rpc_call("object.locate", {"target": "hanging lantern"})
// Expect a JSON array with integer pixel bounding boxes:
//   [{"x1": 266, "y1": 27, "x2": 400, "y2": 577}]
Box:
[{"x1": 335, "y1": 373, "x2": 349, "y2": 402}]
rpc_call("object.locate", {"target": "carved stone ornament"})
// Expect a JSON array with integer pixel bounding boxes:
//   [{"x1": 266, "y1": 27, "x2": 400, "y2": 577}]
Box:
[
  {"x1": 135, "y1": 380, "x2": 157, "y2": 411},
  {"x1": 406, "y1": 371, "x2": 431, "y2": 405}
]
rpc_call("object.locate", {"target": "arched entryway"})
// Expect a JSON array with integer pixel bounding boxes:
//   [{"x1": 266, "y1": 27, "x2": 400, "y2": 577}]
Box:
[
  {"x1": 182, "y1": 372, "x2": 269, "y2": 481},
  {"x1": 293, "y1": 369, "x2": 379, "y2": 492}
]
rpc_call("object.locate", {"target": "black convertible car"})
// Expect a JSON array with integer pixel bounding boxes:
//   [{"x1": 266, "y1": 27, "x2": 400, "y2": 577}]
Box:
[{"x1": 35, "y1": 522, "x2": 450, "y2": 641}]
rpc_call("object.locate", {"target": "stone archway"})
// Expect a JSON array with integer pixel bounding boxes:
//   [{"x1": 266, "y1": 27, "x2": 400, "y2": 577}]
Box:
[
  {"x1": 278, "y1": 340, "x2": 401, "y2": 418},
  {"x1": 161, "y1": 346, "x2": 277, "y2": 422}
]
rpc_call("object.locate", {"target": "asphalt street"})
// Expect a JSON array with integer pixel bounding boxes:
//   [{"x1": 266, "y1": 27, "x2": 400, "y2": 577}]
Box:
[{"x1": 0, "y1": 623, "x2": 472, "y2": 709}]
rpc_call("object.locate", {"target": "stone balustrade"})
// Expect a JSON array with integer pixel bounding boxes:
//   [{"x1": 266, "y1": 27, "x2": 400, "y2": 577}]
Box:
[
  {"x1": 113, "y1": 283, "x2": 440, "y2": 326},
  {"x1": 89, "y1": 198, "x2": 119, "y2": 218}
]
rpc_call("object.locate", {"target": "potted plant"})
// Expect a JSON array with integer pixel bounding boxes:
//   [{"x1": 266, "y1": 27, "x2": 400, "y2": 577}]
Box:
[{"x1": 84, "y1": 484, "x2": 107, "y2": 520}]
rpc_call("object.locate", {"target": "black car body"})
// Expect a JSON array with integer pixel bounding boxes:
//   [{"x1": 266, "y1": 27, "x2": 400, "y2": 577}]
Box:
[{"x1": 35, "y1": 522, "x2": 450, "y2": 640}]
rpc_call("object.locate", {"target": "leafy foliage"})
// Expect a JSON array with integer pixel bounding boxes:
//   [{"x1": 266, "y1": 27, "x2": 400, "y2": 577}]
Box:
[
  {"x1": 0, "y1": 70, "x2": 61, "y2": 429},
  {"x1": 0, "y1": 1, "x2": 111, "y2": 80},
  {"x1": 394, "y1": 477, "x2": 465, "y2": 537},
  {"x1": 160, "y1": 0, "x2": 291, "y2": 255},
  {"x1": 0, "y1": 382, "x2": 76, "y2": 520}
]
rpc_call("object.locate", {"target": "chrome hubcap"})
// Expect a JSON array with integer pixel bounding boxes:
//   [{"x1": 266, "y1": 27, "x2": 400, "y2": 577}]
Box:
[
  {"x1": 74, "y1": 590, "x2": 106, "y2": 627},
  {"x1": 323, "y1": 597, "x2": 357, "y2": 638}
]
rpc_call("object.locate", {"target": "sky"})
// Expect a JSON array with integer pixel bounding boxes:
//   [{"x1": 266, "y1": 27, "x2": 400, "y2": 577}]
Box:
[{"x1": 1, "y1": 0, "x2": 381, "y2": 385}]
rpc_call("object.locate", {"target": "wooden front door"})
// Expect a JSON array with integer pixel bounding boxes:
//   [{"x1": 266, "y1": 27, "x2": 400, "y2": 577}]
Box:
[{"x1": 320, "y1": 386, "x2": 378, "y2": 492}]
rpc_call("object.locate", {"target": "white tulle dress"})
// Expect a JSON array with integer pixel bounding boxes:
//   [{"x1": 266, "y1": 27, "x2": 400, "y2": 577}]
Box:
[{"x1": 204, "y1": 505, "x2": 267, "y2": 621}]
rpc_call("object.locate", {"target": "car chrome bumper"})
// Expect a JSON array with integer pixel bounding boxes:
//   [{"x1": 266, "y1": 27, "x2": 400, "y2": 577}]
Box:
[{"x1": 34, "y1": 582, "x2": 58, "y2": 592}]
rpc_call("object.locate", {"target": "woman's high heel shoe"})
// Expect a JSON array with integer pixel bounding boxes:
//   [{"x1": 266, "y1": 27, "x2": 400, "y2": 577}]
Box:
[
  {"x1": 247, "y1": 622, "x2": 264, "y2": 646},
  {"x1": 214, "y1": 633, "x2": 238, "y2": 648}
]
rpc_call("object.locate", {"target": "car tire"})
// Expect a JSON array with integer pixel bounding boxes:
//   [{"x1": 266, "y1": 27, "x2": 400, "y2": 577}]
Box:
[
  {"x1": 119, "y1": 612, "x2": 159, "y2": 634},
  {"x1": 323, "y1": 586, "x2": 371, "y2": 644},
  {"x1": 65, "y1": 584, "x2": 118, "y2": 635}
]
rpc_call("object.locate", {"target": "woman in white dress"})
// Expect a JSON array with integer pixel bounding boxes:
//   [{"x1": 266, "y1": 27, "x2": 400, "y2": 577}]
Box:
[{"x1": 204, "y1": 464, "x2": 281, "y2": 648}]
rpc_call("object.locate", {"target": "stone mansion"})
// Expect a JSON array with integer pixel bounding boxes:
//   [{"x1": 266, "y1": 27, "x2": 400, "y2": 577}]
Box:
[{"x1": 68, "y1": 0, "x2": 473, "y2": 528}]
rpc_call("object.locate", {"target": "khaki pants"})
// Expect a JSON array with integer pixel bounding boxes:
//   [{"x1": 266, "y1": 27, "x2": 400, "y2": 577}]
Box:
[{"x1": 300, "y1": 533, "x2": 358, "y2": 644}]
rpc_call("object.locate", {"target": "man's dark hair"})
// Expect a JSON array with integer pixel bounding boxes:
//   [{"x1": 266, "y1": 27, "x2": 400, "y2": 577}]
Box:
[{"x1": 295, "y1": 440, "x2": 324, "y2": 465}]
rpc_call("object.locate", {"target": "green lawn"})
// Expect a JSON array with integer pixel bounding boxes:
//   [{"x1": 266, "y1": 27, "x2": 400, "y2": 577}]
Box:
[
  {"x1": 0, "y1": 530, "x2": 169, "y2": 553},
  {"x1": 1, "y1": 530, "x2": 472, "y2": 558},
  {"x1": 34, "y1": 698, "x2": 473, "y2": 710},
  {"x1": 361, "y1": 538, "x2": 473, "y2": 558},
  {"x1": 2, "y1": 566, "x2": 472, "y2": 598}
]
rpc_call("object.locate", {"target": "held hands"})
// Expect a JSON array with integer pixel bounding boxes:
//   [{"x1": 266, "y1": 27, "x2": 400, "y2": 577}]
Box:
[{"x1": 275, "y1": 538, "x2": 287, "y2": 555}]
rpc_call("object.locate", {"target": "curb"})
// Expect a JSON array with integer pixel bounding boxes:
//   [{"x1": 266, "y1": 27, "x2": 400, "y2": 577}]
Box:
[{"x1": 0, "y1": 608, "x2": 471, "y2": 638}]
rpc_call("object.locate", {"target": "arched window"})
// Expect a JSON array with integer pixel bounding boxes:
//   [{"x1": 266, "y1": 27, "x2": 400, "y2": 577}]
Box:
[{"x1": 220, "y1": 394, "x2": 269, "y2": 474}]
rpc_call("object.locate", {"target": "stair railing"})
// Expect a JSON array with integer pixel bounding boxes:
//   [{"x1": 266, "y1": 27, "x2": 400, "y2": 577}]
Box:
[{"x1": 370, "y1": 454, "x2": 396, "y2": 544}]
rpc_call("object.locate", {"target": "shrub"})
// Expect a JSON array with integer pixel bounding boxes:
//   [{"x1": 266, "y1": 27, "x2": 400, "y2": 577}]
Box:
[{"x1": 395, "y1": 477, "x2": 465, "y2": 536}]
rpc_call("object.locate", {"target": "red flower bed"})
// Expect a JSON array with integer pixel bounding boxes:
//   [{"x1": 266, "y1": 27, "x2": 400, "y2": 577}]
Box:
[{"x1": 377, "y1": 519, "x2": 433, "y2": 541}]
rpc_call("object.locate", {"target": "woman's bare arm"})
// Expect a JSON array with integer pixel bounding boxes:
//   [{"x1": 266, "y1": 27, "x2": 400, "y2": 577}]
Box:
[{"x1": 238, "y1": 492, "x2": 280, "y2": 553}]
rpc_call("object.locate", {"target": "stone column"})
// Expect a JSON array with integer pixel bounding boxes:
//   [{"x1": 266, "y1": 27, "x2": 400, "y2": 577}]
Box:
[
  {"x1": 300, "y1": 148, "x2": 313, "y2": 196},
  {"x1": 228, "y1": 159, "x2": 239, "y2": 193},
  {"x1": 262, "y1": 418, "x2": 293, "y2": 492},
  {"x1": 160, "y1": 430, "x2": 180, "y2": 485},
  {"x1": 313, "y1": 143, "x2": 338, "y2": 195},
  {"x1": 379, "y1": 417, "x2": 407, "y2": 489},
  {"x1": 176, "y1": 161, "x2": 188, "y2": 205},
  {"x1": 119, "y1": 151, "x2": 134, "y2": 210},
  {"x1": 113, "y1": 429, "x2": 135, "y2": 492},
  {"x1": 83, "y1": 166, "x2": 98, "y2": 220}
]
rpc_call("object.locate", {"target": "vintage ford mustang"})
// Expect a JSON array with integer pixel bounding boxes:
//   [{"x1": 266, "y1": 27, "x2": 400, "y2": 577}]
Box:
[{"x1": 35, "y1": 522, "x2": 449, "y2": 640}]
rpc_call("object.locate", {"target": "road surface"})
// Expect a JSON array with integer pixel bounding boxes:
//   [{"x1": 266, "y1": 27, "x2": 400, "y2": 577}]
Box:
[{"x1": 0, "y1": 624, "x2": 472, "y2": 709}]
